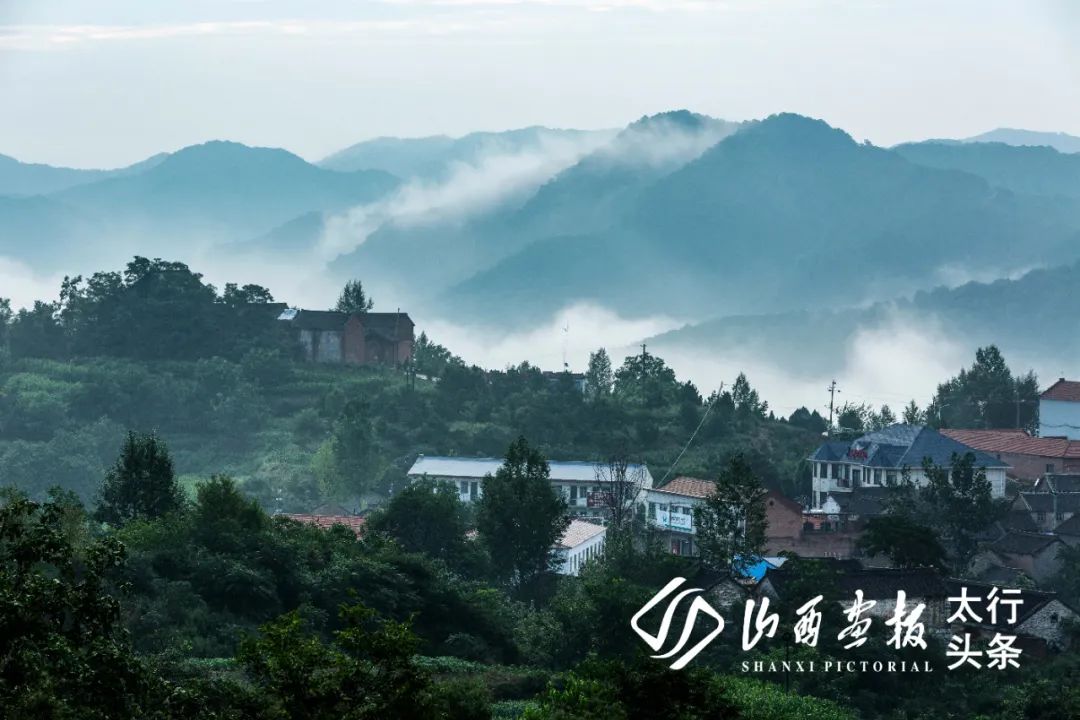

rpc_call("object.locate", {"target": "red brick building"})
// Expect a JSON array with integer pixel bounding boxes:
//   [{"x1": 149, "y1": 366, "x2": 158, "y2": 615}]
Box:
[
  {"x1": 285, "y1": 309, "x2": 415, "y2": 366},
  {"x1": 940, "y1": 428, "x2": 1080, "y2": 482}
]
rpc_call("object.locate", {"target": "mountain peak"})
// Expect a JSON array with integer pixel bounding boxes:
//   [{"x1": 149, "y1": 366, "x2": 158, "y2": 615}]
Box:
[{"x1": 741, "y1": 113, "x2": 856, "y2": 147}]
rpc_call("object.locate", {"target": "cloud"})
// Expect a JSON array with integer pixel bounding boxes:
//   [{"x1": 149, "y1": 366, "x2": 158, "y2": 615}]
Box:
[
  {"x1": 0, "y1": 18, "x2": 494, "y2": 50},
  {"x1": 317, "y1": 132, "x2": 611, "y2": 260},
  {"x1": 424, "y1": 302, "x2": 683, "y2": 371},
  {"x1": 650, "y1": 310, "x2": 970, "y2": 417},
  {"x1": 0, "y1": 257, "x2": 65, "y2": 310}
]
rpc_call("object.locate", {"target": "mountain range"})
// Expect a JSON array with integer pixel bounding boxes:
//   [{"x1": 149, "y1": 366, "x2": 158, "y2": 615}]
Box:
[
  {"x1": 3, "y1": 114, "x2": 1080, "y2": 370},
  {"x1": 645, "y1": 259, "x2": 1080, "y2": 378}
]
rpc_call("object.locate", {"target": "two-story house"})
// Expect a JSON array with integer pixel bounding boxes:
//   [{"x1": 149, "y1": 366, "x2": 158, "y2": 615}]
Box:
[
  {"x1": 643, "y1": 476, "x2": 716, "y2": 556},
  {"x1": 809, "y1": 424, "x2": 1009, "y2": 509}
]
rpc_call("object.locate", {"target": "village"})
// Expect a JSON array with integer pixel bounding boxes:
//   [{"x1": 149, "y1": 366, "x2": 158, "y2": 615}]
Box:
[{"x1": 271, "y1": 303, "x2": 1080, "y2": 659}]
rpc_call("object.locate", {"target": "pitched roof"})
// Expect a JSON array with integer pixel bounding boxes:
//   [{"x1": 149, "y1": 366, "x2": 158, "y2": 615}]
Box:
[
  {"x1": 989, "y1": 531, "x2": 1063, "y2": 556},
  {"x1": 280, "y1": 513, "x2": 366, "y2": 537},
  {"x1": 1054, "y1": 513, "x2": 1080, "y2": 536},
  {"x1": 765, "y1": 567, "x2": 950, "y2": 601},
  {"x1": 291, "y1": 310, "x2": 349, "y2": 331},
  {"x1": 940, "y1": 429, "x2": 1080, "y2": 459},
  {"x1": 1004, "y1": 509, "x2": 1040, "y2": 534},
  {"x1": 1041, "y1": 378, "x2": 1080, "y2": 403},
  {"x1": 766, "y1": 490, "x2": 804, "y2": 514},
  {"x1": 810, "y1": 424, "x2": 1008, "y2": 470},
  {"x1": 809, "y1": 441, "x2": 850, "y2": 462},
  {"x1": 975, "y1": 565, "x2": 1031, "y2": 587},
  {"x1": 556, "y1": 519, "x2": 606, "y2": 549},
  {"x1": 653, "y1": 476, "x2": 716, "y2": 499},
  {"x1": 1043, "y1": 474, "x2": 1080, "y2": 493},
  {"x1": 362, "y1": 312, "x2": 414, "y2": 340},
  {"x1": 407, "y1": 455, "x2": 653, "y2": 484},
  {"x1": 1019, "y1": 492, "x2": 1080, "y2": 514}
]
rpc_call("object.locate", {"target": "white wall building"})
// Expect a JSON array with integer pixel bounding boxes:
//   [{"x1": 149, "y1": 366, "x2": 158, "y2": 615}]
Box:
[
  {"x1": 643, "y1": 476, "x2": 716, "y2": 556},
  {"x1": 554, "y1": 519, "x2": 607, "y2": 575},
  {"x1": 1039, "y1": 379, "x2": 1080, "y2": 440},
  {"x1": 809, "y1": 424, "x2": 1009, "y2": 509},
  {"x1": 406, "y1": 455, "x2": 653, "y2": 517}
]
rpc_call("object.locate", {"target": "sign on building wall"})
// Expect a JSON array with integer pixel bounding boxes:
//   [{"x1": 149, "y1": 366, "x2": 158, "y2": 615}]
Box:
[{"x1": 658, "y1": 509, "x2": 693, "y2": 531}]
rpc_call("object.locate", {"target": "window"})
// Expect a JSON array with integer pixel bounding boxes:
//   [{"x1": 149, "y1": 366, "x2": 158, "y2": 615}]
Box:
[
  {"x1": 570, "y1": 486, "x2": 578, "y2": 501},
  {"x1": 649, "y1": 502, "x2": 657, "y2": 519},
  {"x1": 1048, "y1": 463, "x2": 1057, "y2": 473},
  {"x1": 852, "y1": 468, "x2": 861, "y2": 486},
  {"x1": 831, "y1": 463, "x2": 841, "y2": 479},
  {"x1": 873, "y1": 469, "x2": 882, "y2": 485},
  {"x1": 470, "y1": 481, "x2": 478, "y2": 500},
  {"x1": 886, "y1": 470, "x2": 897, "y2": 485},
  {"x1": 460, "y1": 480, "x2": 468, "y2": 495}
]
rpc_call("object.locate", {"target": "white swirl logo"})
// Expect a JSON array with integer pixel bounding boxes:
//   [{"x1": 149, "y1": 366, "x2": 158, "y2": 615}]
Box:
[{"x1": 630, "y1": 577, "x2": 726, "y2": 670}]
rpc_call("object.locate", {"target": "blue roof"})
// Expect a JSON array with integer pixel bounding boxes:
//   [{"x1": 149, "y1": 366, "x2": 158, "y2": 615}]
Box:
[
  {"x1": 809, "y1": 424, "x2": 1008, "y2": 469},
  {"x1": 733, "y1": 555, "x2": 785, "y2": 582},
  {"x1": 809, "y1": 441, "x2": 849, "y2": 462}
]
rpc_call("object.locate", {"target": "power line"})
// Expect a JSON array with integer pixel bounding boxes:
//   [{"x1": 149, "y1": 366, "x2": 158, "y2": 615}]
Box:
[{"x1": 657, "y1": 382, "x2": 724, "y2": 487}]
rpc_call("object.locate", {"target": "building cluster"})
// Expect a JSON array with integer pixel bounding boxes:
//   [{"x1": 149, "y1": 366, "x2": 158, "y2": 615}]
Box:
[{"x1": 277, "y1": 377, "x2": 1080, "y2": 654}]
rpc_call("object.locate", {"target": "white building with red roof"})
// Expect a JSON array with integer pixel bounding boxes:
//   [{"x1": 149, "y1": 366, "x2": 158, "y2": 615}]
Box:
[
  {"x1": 644, "y1": 476, "x2": 716, "y2": 556},
  {"x1": 1040, "y1": 378, "x2": 1080, "y2": 440}
]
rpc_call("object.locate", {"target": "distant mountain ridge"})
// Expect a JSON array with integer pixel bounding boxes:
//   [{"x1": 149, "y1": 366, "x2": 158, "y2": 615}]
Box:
[
  {"x1": 962, "y1": 128, "x2": 1080, "y2": 154},
  {"x1": 645, "y1": 259, "x2": 1080, "y2": 376},
  {"x1": 437, "y1": 113, "x2": 1080, "y2": 324},
  {"x1": 0, "y1": 152, "x2": 168, "y2": 197},
  {"x1": 893, "y1": 141, "x2": 1080, "y2": 197},
  {"x1": 319, "y1": 126, "x2": 618, "y2": 179}
]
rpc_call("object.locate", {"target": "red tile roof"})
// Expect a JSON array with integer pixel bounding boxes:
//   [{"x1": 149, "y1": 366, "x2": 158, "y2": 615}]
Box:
[
  {"x1": 1041, "y1": 379, "x2": 1080, "y2": 402},
  {"x1": 281, "y1": 514, "x2": 366, "y2": 537},
  {"x1": 940, "y1": 428, "x2": 1080, "y2": 459},
  {"x1": 652, "y1": 476, "x2": 716, "y2": 499}
]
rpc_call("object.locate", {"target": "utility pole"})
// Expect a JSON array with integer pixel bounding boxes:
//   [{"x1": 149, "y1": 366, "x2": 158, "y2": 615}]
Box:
[
  {"x1": 827, "y1": 379, "x2": 838, "y2": 437},
  {"x1": 639, "y1": 343, "x2": 648, "y2": 379},
  {"x1": 1015, "y1": 381, "x2": 1021, "y2": 430}
]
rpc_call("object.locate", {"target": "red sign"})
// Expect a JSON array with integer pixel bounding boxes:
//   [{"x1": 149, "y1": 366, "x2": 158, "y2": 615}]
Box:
[{"x1": 848, "y1": 448, "x2": 868, "y2": 460}]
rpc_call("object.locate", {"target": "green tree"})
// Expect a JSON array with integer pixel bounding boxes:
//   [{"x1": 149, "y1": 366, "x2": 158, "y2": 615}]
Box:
[
  {"x1": 0, "y1": 297, "x2": 11, "y2": 353},
  {"x1": 836, "y1": 402, "x2": 869, "y2": 434},
  {"x1": 413, "y1": 331, "x2": 456, "y2": 376},
  {"x1": 585, "y1": 348, "x2": 613, "y2": 400},
  {"x1": 367, "y1": 480, "x2": 468, "y2": 565},
  {"x1": 787, "y1": 406, "x2": 827, "y2": 434},
  {"x1": 238, "y1": 602, "x2": 489, "y2": 720},
  {"x1": 476, "y1": 437, "x2": 569, "y2": 587},
  {"x1": 902, "y1": 399, "x2": 924, "y2": 425},
  {"x1": 334, "y1": 279, "x2": 374, "y2": 314},
  {"x1": 221, "y1": 282, "x2": 275, "y2": 305},
  {"x1": 921, "y1": 452, "x2": 1002, "y2": 571},
  {"x1": 0, "y1": 490, "x2": 163, "y2": 718},
  {"x1": 95, "y1": 431, "x2": 183, "y2": 526},
  {"x1": 613, "y1": 348, "x2": 679, "y2": 408},
  {"x1": 693, "y1": 454, "x2": 768, "y2": 574},
  {"x1": 731, "y1": 372, "x2": 767, "y2": 419},
  {"x1": 927, "y1": 345, "x2": 1038, "y2": 431},
  {"x1": 329, "y1": 399, "x2": 382, "y2": 498},
  {"x1": 868, "y1": 404, "x2": 896, "y2": 430},
  {"x1": 858, "y1": 516, "x2": 947, "y2": 569}
]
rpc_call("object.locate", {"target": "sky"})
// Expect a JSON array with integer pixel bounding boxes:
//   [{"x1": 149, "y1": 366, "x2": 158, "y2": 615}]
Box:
[{"x1": 2, "y1": 0, "x2": 1079, "y2": 168}]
